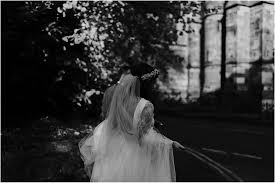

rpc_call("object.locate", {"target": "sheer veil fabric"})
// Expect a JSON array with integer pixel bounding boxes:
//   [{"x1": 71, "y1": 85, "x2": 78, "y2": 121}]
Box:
[{"x1": 79, "y1": 75, "x2": 176, "y2": 182}]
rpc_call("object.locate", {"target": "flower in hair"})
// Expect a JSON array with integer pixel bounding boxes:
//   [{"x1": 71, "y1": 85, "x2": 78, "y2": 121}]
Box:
[{"x1": 141, "y1": 69, "x2": 160, "y2": 81}]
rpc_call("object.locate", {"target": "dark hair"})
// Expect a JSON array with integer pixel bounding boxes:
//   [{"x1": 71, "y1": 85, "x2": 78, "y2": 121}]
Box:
[
  {"x1": 130, "y1": 62, "x2": 158, "y2": 104},
  {"x1": 130, "y1": 63, "x2": 158, "y2": 80}
]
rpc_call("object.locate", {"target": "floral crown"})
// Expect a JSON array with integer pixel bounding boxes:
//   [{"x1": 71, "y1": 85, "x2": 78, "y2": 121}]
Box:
[{"x1": 140, "y1": 69, "x2": 160, "y2": 81}]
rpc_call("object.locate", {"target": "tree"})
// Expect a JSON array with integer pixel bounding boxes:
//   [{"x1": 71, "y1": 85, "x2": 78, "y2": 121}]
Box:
[{"x1": 2, "y1": 1, "x2": 202, "y2": 126}]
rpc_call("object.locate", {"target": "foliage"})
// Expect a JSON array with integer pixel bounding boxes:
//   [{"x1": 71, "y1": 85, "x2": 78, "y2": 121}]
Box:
[
  {"x1": 2, "y1": 1, "x2": 202, "y2": 124},
  {"x1": 2, "y1": 117, "x2": 96, "y2": 181}
]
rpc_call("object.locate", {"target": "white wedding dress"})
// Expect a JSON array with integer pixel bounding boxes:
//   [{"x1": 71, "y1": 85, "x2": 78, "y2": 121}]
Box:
[{"x1": 79, "y1": 98, "x2": 176, "y2": 182}]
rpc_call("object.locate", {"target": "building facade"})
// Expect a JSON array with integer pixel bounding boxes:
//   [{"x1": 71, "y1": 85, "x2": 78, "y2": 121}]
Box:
[{"x1": 161, "y1": 1, "x2": 274, "y2": 113}]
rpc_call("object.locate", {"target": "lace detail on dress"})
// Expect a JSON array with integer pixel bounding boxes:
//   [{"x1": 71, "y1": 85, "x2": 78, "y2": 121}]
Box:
[{"x1": 137, "y1": 101, "x2": 154, "y2": 141}]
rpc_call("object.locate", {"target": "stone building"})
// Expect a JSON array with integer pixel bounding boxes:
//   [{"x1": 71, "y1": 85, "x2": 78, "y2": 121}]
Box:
[{"x1": 161, "y1": 1, "x2": 274, "y2": 113}]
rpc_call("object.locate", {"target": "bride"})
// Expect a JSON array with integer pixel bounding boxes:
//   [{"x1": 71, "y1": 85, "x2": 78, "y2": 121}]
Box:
[{"x1": 79, "y1": 73, "x2": 184, "y2": 182}]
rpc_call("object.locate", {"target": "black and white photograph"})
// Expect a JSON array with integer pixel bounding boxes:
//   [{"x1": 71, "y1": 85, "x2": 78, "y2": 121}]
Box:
[{"x1": 1, "y1": 0, "x2": 274, "y2": 182}]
